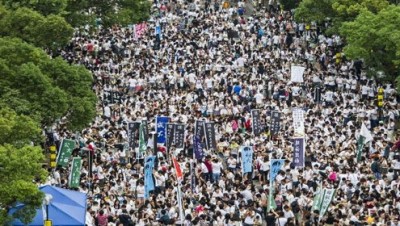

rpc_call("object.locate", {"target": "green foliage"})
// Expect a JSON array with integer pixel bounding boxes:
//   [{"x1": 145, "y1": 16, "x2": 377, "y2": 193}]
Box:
[
  {"x1": 0, "y1": 144, "x2": 47, "y2": 225},
  {"x1": 0, "y1": 7, "x2": 73, "y2": 50},
  {"x1": 0, "y1": 107, "x2": 43, "y2": 148},
  {"x1": 0, "y1": 37, "x2": 97, "y2": 131},
  {"x1": 294, "y1": 0, "x2": 336, "y2": 23},
  {"x1": 340, "y1": 5, "x2": 400, "y2": 83},
  {"x1": 280, "y1": 0, "x2": 299, "y2": 11},
  {"x1": 64, "y1": 0, "x2": 151, "y2": 28},
  {"x1": 1, "y1": 0, "x2": 67, "y2": 15}
]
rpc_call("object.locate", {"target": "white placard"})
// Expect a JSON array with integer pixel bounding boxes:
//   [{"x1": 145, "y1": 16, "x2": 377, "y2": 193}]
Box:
[{"x1": 291, "y1": 65, "x2": 305, "y2": 83}]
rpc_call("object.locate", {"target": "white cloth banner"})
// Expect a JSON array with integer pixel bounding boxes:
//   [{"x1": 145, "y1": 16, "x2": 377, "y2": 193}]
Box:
[
  {"x1": 291, "y1": 65, "x2": 305, "y2": 83},
  {"x1": 292, "y1": 108, "x2": 305, "y2": 138}
]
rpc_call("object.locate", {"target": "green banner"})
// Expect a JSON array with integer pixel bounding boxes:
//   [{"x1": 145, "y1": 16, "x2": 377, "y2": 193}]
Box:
[
  {"x1": 139, "y1": 122, "x2": 147, "y2": 154},
  {"x1": 56, "y1": 139, "x2": 75, "y2": 167},
  {"x1": 68, "y1": 157, "x2": 82, "y2": 188},
  {"x1": 312, "y1": 185, "x2": 323, "y2": 211},
  {"x1": 319, "y1": 188, "x2": 335, "y2": 221},
  {"x1": 356, "y1": 135, "x2": 366, "y2": 162}
]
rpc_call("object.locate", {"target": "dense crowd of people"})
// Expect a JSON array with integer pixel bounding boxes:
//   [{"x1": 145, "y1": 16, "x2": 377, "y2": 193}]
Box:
[{"x1": 45, "y1": 0, "x2": 400, "y2": 225}]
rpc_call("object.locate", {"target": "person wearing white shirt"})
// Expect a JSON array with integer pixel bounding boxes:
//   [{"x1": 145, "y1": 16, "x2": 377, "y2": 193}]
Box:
[{"x1": 211, "y1": 158, "x2": 223, "y2": 182}]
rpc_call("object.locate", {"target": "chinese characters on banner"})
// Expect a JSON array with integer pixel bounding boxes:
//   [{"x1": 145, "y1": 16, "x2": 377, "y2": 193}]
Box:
[
  {"x1": 292, "y1": 108, "x2": 305, "y2": 168},
  {"x1": 173, "y1": 124, "x2": 185, "y2": 149},
  {"x1": 292, "y1": 108, "x2": 305, "y2": 137},
  {"x1": 144, "y1": 156, "x2": 156, "y2": 199},
  {"x1": 318, "y1": 189, "x2": 336, "y2": 221},
  {"x1": 204, "y1": 122, "x2": 217, "y2": 150},
  {"x1": 166, "y1": 123, "x2": 175, "y2": 151},
  {"x1": 292, "y1": 138, "x2": 305, "y2": 167},
  {"x1": 195, "y1": 120, "x2": 206, "y2": 148},
  {"x1": 68, "y1": 157, "x2": 82, "y2": 188},
  {"x1": 128, "y1": 122, "x2": 141, "y2": 149},
  {"x1": 251, "y1": 109, "x2": 263, "y2": 136},
  {"x1": 193, "y1": 135, "x2": 204, "y2": 160},
  {"x1": 156, "y1": 116, "x2": 169, "y2": 144},
  {"x1": 141, "y1": 119, "x2": 149, "y2": 143},
  {"x1": 270, "y1": 159, "x2": 285, "y2": 182},
  {"x1": 56, "y1": 139, "x2": 75, "y2": 167},
  {"x1": 241, "y1": 146, "x2": 253, "y2": 174},
  {"x1": 270, "y1": 111, "x2": 281, "y2": 136},
  {"x1": 166, "y1": 124, "x2": 185, "y2": 150}
]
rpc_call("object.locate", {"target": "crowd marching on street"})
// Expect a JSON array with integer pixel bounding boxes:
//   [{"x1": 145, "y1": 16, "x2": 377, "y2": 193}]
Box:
[{"x1": 45, "y1": 0, "x2": 400, "y2": 225}]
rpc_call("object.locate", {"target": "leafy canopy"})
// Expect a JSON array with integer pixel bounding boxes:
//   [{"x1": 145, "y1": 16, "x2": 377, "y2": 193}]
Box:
[
  {"x1": 0, "y1": 6, "x2": 73, "y2": 50},
  {"x1": 0, "y1": 144, "x2": 47, "y2": 225},
  {"x1": 340, "y1": 5, "x2": 400, "y2": 83},
  {"x1": 0, "y1": 37, "x2": 97, "y2": 131}
]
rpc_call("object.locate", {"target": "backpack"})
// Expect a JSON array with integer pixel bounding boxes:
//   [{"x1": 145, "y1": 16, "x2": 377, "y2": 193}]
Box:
[
  {"x1": 291, "y1": 199, "x2": 301, "y2": 214},
  {"x1": 231, "y1": 206, "x2": 241, "y2": 221}
]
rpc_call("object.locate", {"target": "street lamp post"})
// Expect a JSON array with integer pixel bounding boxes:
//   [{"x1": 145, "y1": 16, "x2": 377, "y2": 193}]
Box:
[{"x1": 44, "y1": 194, "x2": 53, "y2": 226}]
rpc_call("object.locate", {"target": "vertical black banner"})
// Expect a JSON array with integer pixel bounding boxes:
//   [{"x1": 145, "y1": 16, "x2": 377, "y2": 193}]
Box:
[
  {"x1": 270, "y1": 111, "x2": 281, "y2": 136},
  {"x1": 195, "y1": 121, "x2": 206, "y2": 147},
  {"x1": 166, "y1": 123, "x2": 175, "y2": 151},
  {"x1": 173, "y1": 124, "x2": 185, "y2": 149},
  {"x1": 251, "y1": 109, "x2": 263, "y2": 136},
  {"x1": 204, "y1": 122, "x2": 217, "y2": 150},
  {"x1": 128, "y1": 122, "x2": 141, "y2": 149},
  {"x1": 314, "y1": 86, "x2": 322, "y2": 103},
  {"x1": 142, "y1": 120, "x2": 149, "y2": 142}
]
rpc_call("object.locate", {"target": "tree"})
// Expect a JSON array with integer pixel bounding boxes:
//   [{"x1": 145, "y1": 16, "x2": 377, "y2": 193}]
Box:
[
  {"x1": 1, "y1": 0, "x2": 67, "y2": 15},
  {"x1": 280, "y1": 0, "x2": 300, "y2": 11},
  {"x1": 0, "y1": 6, "x2": 74, "y2": 50},
  {"x1": 294, "y1": 0, "x2": 335, "y2": 23},
  {"x1": 294, "y1": 0, "x2": 391, "y2": 34},
  {"x1": 0, "y1": 144, "x2": 47, "y2": 225},
  {"x1": 0, "y1": 37, "x2": 97, "y2": 131},
  {"x1": 64, "y1": 0, "x2": 151, "y2": 28},
  {"x1": 0, "y1": 108, "x2": 46, "y2": 225},
  {"x1": 0, "y1": 108, "x2": 43, "y2": 148},
  {"x1": 340, "y1": 5, "x2": 400, "y2": 87}
]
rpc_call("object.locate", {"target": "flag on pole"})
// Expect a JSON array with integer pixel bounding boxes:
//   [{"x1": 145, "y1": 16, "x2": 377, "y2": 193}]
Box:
[
  {"x1": 144, "y1": 156, "x2": 156, "y2": 199},
  {"x1": 68, "y1": 157, "x2": 82, "y2": 188},
  {"x1": 240, "y1": 146, "x2": 253, "y2": 174},
  {"x1": 139, "y1": 122, "x2": 147, "y2": 155},
  {"x1": 172, "y1": 157, "x2": 183, "y2": 180},
  {"x1": 318, "y1": 188, "x2": 335, "y2": 221},
  {"x1": 268, "y1": 159, "x2": 285, "y2": 211},
  {"x1": 312, "y1": 184, "x2": 323, "y2": 211},
  {"x1": 356, "y1": 123, "x2": 373, "y2": 162},
  {"x1": 270, "y1": 159, "x2": 285, "y2": 182}
]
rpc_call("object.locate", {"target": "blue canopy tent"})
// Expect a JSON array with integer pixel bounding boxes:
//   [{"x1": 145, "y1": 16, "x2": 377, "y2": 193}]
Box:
[{"x1": 9, "y1": 185, "x2": 87, "y2": 226}]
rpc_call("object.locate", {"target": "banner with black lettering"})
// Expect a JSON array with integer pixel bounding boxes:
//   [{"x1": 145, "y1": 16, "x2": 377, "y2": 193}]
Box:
[
  {"x1": 292, "y1": 108, "x2": 305, "y2": 138},
  {"x1": 270, "y1": 111, "x2": 281, "y2": 136},
  {"x1": 204, "y1": 122, "x2": 217, "y2": 151},
  {"x1": 128, "y1": 122, "x2": 141, "y2": 149},
  {"x1": 251, "y1": 109, "x2": 263, "y2": 136},
  {"x1": 166, "y1": 123, "x2": 175, "y2": 151}
]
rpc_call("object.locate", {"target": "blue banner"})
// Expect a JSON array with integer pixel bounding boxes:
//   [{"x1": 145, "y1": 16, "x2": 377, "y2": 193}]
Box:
[
  {"x1": 270, "y1": 159, "x2": 285, "y2": 182},
  {"x1": 241, "y1": 146, "x2": 253, "y2": 174},
  {"x1": 193, "y1": 135, "x2": 204, "y2": 160},
  {"x1": 156, "y1": 116, "x2": 169, "y2": 144},
  {"x1": 293, "y1": 138, "x2": 305, "y2": 167},
  {"x1": 144, "y1": 156, "x2": 156, "y2": 199}
]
